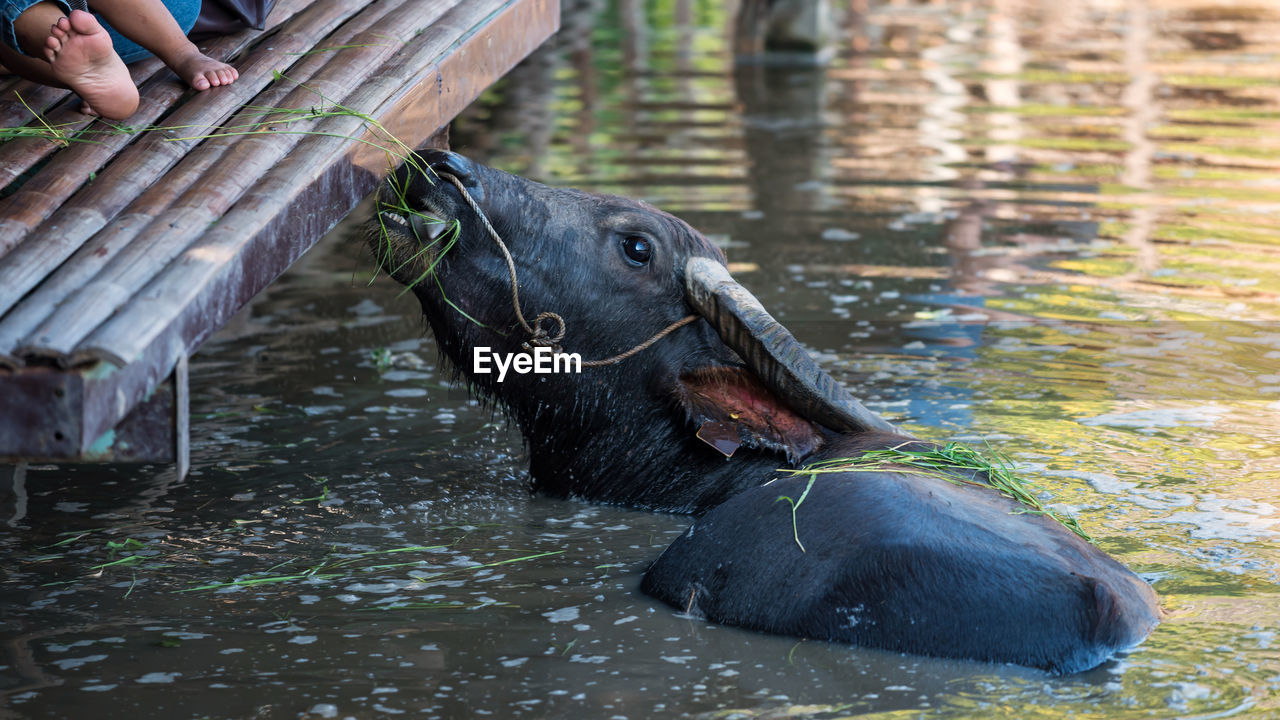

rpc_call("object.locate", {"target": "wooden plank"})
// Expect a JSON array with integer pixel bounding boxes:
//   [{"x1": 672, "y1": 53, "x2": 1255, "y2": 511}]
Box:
[
  {"x1": 86, "y1": 0, "x2": 560, "y2": 368},
  {"x1": 0, "y1": 361, "x2": 184, "y2": 464},
  {"x1": 0, "y1": 0, "x2": 412, "y2": 368},
  {"x1": 0, "y1": 80, "x2": 70, "y2": 129},
  {"x1": 174, "y1": 353, "x2": 188, "y2": 478},
  {"x1": 0, "y1": 0, "x2": 365, "y2": 339},
  {"x1": 12, "y1": 0, "x2": 463, "y2": 364},
  {"x1": 0, "y1": 0, "x2": 557, "y2": 460},
  {"x1": 82, "y1": 371, "x2": 179, "y2": 463},
  {"x1": 0, "y1": 59, "x2": 163, "y2": 194},
  {"x1": 0, "y1": 0, "x2": 351, "y2": 213},
  {"x1": 0, "y1": 0, "x2": 313, "y2": 260},
  {"x1": 0, "y1": 366, "x2": 81, "y2": 457},
  {"x1": 68, "y1": 0, "x2": 556, "y2": 444}
]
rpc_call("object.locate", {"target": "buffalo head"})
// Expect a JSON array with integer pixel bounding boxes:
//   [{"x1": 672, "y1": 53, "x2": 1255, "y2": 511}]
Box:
[{"x1": 367, "y1": 149, "x2": 891, "y2": 511}]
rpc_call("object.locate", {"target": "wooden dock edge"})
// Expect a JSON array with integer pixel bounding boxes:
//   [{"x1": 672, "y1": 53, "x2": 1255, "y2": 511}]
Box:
[{"x1": 0, "y1": 0, "x2": 559, "y2": 470}]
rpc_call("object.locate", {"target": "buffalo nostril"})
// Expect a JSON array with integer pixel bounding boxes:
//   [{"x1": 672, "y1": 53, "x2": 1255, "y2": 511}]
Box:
[
  {"x1": 415, "y1": 149, "x2": 484, "y2": 204},
  {"x1": 416, "y1": 148, "x2": 474, "y2": 185}
]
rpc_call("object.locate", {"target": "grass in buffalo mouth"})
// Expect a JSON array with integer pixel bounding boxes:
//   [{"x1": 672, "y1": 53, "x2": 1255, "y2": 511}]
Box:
[
  {"x1": 371, "y1": 173, "x2": 488, "y2": 329},
  {"x1": 773, "y1": 441, "x2": 1094, "y2": 552},
  {"x1": 368, "y1": 154, "x2": 495, "y2": 331}
]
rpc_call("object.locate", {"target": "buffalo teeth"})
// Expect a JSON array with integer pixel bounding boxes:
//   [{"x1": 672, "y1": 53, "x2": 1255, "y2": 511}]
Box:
[{"x1": 379, "y1": 211, "x2": 411, "y2": 234}]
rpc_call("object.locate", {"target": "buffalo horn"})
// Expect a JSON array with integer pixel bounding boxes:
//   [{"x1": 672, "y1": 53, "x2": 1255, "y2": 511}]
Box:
[{"x1": 685, "y1": 257, "x2": 901, "y2": 436}]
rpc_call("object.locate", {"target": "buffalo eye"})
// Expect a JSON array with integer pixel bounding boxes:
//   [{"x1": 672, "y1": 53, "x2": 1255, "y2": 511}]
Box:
[{"x1": 621, "y1": 235, "x2": 653, "y2": 266}]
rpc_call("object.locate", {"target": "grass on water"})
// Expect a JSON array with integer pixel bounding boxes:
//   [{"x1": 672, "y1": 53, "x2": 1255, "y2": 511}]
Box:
[
  {"x1": 184, "y1": 546, "x2": 564, "y2": 596},
  {"x1": 774, "y1": 441, "x2": 1094, "y2": 553},
  {"x1": 32, "y1": 523, "x2": 562, "y2": 609}
]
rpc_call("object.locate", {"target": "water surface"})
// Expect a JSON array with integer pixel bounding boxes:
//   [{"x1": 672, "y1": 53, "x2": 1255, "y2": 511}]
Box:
[{"x1": 3, "y1": 0, "x2": 1280, "y2": 717}]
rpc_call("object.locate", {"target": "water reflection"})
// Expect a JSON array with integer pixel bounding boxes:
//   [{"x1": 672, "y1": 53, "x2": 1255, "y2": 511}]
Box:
[{"x1": 4, "y1": 0, "x2": 1280, "y2": 717}]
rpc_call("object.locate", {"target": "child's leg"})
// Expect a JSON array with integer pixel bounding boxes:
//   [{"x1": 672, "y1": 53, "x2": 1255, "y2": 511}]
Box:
[
  {"x1": 97, "y1": 0, "x2": 197, "y2": 63},
  {"x1": 0, "y1": 39, "x2": 63, "y2": 87},
  {"x1": 88, "y1": 0, "x2": 237, "y2": 91},
  {"x1": 5, "y1": 0, "x2": 68, "y2": 55},
  {"x1": 0, "y1": 0, "x2": 56, "y2": 80},
  {"x1": 1, "y1": 3, "x2": 137, "y2": 118}
]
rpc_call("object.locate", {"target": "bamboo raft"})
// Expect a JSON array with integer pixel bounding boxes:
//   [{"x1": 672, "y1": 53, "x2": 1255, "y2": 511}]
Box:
[{"x1": 0, "y1": 0, "x2": 558, "y2": 476}]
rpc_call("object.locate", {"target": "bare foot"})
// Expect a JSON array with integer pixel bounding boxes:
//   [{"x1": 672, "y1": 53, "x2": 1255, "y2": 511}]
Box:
[
  {"x1": 168, "y1": 47, "x2": 238, "y2": 91},
  {"x1": 44, "y1": 10, "x2": 137, "y2": 120}
]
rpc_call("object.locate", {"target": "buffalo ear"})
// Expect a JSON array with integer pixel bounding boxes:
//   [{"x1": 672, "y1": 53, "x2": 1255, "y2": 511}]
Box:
[
  {"x1": 685, "y1": 257, "x2": 898, "y2": 435},
  {"x1": 675, "y1": 367, "x2": 824, "y2": 462}
]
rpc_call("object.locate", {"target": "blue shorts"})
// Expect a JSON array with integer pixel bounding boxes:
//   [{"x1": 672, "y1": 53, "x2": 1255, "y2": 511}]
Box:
[{"x1": 2, "y1": 0, "x2": 201, "y2": 64}]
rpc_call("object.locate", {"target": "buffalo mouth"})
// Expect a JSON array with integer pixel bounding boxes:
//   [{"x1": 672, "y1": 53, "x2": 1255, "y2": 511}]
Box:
[
  {"x1": 375, "y1": 182, "x2": 455, "y2": 246},
  {"x1": 376, "y1": 149, "x2": 485, "y2": 252},
  {"x1": 376, "y1": 208, "x2": 454, "y2": 246},
  {"x1": 369, "y1": 156, "x2": 471, "y2": 289},
  {"x1": 368, "y1": 200, "x2": 452, "y2": 289}
]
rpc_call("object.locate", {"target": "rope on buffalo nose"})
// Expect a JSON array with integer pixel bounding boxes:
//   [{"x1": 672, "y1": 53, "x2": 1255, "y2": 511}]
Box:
[{"x1": 435, "y1": 172, "x2": 699, "y2": 367}]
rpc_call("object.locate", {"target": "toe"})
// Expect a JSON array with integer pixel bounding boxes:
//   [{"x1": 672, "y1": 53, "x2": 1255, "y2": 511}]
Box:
[
  {"x1": 191, "y1": 74, "x2": 210, "y2": 90},
  {"x1": 67, "y1": 9, "x2": 100, "y2": 34}
]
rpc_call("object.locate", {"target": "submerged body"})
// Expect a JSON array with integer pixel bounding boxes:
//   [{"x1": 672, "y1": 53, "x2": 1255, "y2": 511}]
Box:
[
  {"x1": 643, "y1": 434, "x2": 1159, "y2": 674},
  {"x1": 365, "y1": 149, "x2": 1161, "y2": 674}
]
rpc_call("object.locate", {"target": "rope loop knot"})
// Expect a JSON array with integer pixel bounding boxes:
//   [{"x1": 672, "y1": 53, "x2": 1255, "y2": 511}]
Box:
[{"x1": 522, "y1": 312, "x2": 567, "y2": 353}]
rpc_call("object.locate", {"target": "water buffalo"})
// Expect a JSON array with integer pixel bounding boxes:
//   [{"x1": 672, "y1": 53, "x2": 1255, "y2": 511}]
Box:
[{"x1": 365, "y1": 149, "x2": 1161, "y2": 674}]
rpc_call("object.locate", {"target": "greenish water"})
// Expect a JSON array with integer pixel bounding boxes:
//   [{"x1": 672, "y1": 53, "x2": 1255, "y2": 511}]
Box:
[{"x1": 3, "y1": 0, "x2": 1280, "y2": 717}]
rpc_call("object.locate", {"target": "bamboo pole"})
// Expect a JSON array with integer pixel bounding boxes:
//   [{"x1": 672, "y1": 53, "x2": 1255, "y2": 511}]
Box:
[
  {"x1": 0, "y1": 0, "x2": 313, "y2": 260},
  {"x1": 0, "y1": 0, "x2": 411, "y2": 367},
  {"x1": 0, "y1": 75, "x2": 26, "y2": 104},
  {"x1": 79, "y1": 0, "x2": 557, "y2": 369},
  {"x1": 0, "y1": 81, "x2": 69, "y2": 129},
  {"x1": 0, "y1": 59, "x2": 163, "y2": 195},
  {"x1": 14, "y1": 0, "x2": 462, "y2": 363}
]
